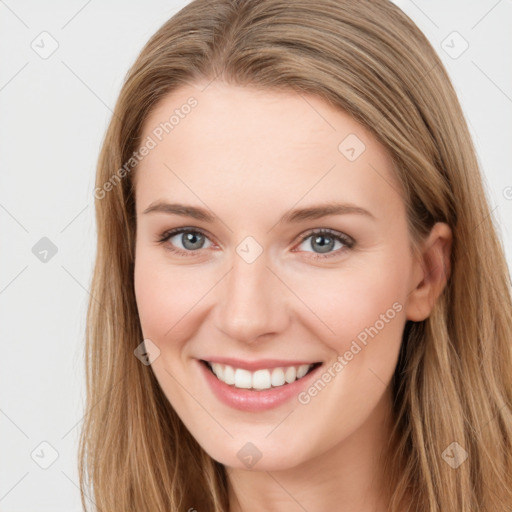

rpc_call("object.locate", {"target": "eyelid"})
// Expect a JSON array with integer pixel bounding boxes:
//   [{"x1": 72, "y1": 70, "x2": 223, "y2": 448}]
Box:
[
  {"x1": 295, "y1": 227, "x2": 354, "y2": 247},
  {"x1": 157, "y1": 226, "x2": 355, "y2": 258}
]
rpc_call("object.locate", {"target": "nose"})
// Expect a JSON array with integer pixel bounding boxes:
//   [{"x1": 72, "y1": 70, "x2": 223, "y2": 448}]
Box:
[{"x1": 213, "y1": 250, "x2": 289, "y2": 344}]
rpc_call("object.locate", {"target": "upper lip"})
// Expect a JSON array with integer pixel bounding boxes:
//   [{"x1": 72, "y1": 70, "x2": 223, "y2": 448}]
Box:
[{"x1": 200, "y1": 357, "x2": 322, "y2": 371}]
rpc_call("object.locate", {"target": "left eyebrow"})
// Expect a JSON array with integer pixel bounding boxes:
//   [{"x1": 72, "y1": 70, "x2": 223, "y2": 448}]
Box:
[
  {"x1": 280, "y1": 202, "x2": 376, "y2": 223},
  {"x1": 141, "y1": 201, "x2": 375, "y2": 223}
]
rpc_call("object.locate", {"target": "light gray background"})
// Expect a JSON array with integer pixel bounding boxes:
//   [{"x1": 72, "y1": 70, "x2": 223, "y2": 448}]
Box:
[{"x1": 0, "y1": 1, "x2": 511, "y2": 510}]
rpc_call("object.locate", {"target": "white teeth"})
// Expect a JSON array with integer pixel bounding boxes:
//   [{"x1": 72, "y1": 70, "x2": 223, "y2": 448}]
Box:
[
  {"x1": 208, "y1": 362, "x2": 316, "y2": 390},
  {"x1": 284, "y1": 366, "x2": 296, "y2": 383},
  {"x1": 223, "y1": 364, "x2": 235, "y2": 385},
  {"x1": 271, "y1": 367, "x2": 285, "y2": 387},
  {"x1": 252, "y1": 369, "x2": 271, "y2": 390},
  {"x1": 234, "y1": 368, "x2": 252, "y2": 389},
  {"x1": 211, "y1": 363, "x2": 223, "y2": 380},
  {"x1": 297, "y1": 364, "x2": 309, "y2": 379}
]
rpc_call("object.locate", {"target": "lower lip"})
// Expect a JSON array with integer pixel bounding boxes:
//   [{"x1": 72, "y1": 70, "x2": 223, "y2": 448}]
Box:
[{"x1": 197, "y1": 360, "x2": 322, "y2": 412}]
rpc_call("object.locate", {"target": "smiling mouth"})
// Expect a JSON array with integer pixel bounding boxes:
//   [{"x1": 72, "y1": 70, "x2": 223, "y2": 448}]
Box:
[{"x1": 200, "y1": 360, "x2": 322, "y2": 391}]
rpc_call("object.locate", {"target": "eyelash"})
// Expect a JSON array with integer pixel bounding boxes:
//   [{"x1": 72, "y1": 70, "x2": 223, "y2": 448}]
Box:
[{"x1": 156, "y1": 227, "x2": 355, "y2": 260}]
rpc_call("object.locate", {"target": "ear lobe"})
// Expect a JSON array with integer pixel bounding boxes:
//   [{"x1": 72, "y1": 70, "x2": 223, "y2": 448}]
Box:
[{"x1": 405, "y1": 222, "x2": 452, "y2": 322}]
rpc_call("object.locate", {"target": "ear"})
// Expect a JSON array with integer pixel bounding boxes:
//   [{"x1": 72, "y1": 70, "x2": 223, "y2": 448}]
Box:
[{"x1": 405, "y1": 222, "x2": 453, "y2": 322}]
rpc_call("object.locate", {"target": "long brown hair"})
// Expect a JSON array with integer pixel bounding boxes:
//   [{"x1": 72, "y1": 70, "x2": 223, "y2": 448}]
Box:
[{"x1": 79, "y1": 0, "x2": 512, "y2": 510}]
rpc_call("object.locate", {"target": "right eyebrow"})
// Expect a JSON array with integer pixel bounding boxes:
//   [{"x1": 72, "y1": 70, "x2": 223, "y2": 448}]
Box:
[{"x1": 142, "y1": 202, "x2": 216, "y2": 222}]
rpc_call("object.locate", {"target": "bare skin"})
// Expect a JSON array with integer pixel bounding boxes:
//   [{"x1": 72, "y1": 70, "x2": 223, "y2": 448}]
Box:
[{"x1": 133, "y1": 80, "x2": 452, "y2": 511}]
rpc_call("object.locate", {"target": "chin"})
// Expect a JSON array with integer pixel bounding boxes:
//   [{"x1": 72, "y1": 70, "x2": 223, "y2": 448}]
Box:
[{"x1": 201, "y1": 436, "x2": 312, "y2": 473}]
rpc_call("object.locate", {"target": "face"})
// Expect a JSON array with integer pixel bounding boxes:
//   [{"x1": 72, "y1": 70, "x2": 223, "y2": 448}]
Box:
[{"x1": 133, "y1": 81, "x2": 423, "y2": 471}]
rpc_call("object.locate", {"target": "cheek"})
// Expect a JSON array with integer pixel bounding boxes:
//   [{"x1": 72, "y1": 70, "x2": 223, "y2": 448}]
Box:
[
  {"x1": 292, "y1": 257, "x2": 408, "y2": 358},
  {"x1": 133, "y1": 248, "x2": 213, "y2": 342},
  {"x1": 288, "y1": 263, "x2": 407, "y2": 442}
]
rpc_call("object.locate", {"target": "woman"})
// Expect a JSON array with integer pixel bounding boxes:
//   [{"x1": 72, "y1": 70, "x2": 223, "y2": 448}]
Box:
[{"x1": 79, "y1": 0, "x2": 512, "y2": 510}]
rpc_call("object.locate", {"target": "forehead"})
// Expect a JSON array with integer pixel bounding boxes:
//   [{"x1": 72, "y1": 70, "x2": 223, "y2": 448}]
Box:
[{"x1": 134, "y1": 81, "x2": 402, "y2": 220}]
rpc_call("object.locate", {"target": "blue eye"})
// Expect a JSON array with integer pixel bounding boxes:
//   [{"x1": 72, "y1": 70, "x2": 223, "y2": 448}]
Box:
[
  {"x1": 157, "y1": 227, "x2": 354, "y2": 259},
  {"x1": 158, "y1": 228, "x2": 213, "y2": 256},
  {"x1": 295, "y1": 229, "x2": 354, "y2": 259}
]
